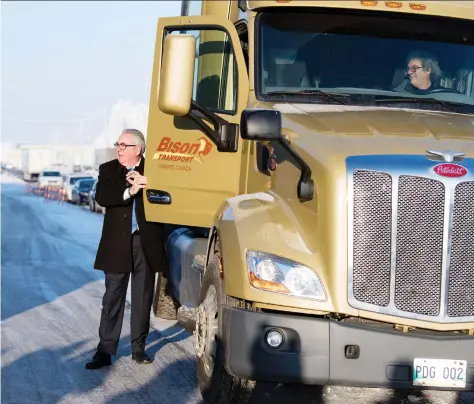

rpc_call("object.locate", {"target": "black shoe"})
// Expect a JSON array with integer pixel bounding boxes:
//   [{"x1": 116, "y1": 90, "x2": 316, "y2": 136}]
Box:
[
  {"x1": 85, "y1": 351, "x2": 112, "y2": 369},
  {"x1": 132, "y1": 352, "x2": 152, "y2": 364}
]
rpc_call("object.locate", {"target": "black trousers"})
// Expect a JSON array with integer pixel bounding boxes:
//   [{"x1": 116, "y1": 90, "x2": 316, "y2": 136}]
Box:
[{"x1": 97, "y1": 233, "x2": 155, "y2": 355}]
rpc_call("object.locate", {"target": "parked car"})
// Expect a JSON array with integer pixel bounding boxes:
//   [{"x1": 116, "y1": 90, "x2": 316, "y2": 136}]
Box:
[
  {"x1": 63, "y1": 174, "x2": 94, "y2": 201},
  {"x1": 71, "y1": 178, "x2": 95, "y2": 205},
  {"x1": 88, "y1": 179, "x2": 105, "y2": 214},
  {"x1": 38, "y1": 169, "x2": 64, "y2": 189}
]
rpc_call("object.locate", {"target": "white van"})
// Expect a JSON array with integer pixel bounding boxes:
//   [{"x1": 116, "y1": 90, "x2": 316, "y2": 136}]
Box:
[{"x1": 38, "y1": 169, "x2": 64, "y2": 189}]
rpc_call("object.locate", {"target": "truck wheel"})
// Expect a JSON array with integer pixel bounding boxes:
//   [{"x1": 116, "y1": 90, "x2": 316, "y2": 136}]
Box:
[
  {"x1": 153, "y1": 272, "x2": 179, "y2": 320},
  {"x1": 196, "y1": 253, "x2": 255, "y2": 404}
]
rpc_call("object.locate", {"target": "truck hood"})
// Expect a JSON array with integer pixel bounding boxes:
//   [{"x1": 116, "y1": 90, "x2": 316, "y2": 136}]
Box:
[{"x1": 267, "y1": 103, "x2": 474, "y2": 162}]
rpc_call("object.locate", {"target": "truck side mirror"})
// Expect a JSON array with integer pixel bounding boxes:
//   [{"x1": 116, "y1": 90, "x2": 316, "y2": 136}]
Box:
[
  {"x1": 240, "y1": 109, "x2": 283, "y2": 141},
  {"x1": 240, "y1": 109, "x2": 314, "y2": 203},
  {"x1": 158, "y1": 34, "x2": 196, "y2": 116}
]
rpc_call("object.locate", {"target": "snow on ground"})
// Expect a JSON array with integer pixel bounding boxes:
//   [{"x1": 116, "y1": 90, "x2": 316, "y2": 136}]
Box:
[
  {"x1": 1, "y1": 175, "x2": 201, "y2": 404},
  {"x1": 1, "y1": 172, "x2": 472, "y2": 404}
]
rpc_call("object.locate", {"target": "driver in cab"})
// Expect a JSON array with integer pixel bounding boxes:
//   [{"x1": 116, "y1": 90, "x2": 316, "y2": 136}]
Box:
[{"x1": 394, "y1": 51, "x2": 445, "y2": 95}]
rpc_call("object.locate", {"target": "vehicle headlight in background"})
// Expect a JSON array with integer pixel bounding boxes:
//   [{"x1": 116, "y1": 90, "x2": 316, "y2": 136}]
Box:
[{"x1": 246, "y1": 250, "x2": 326, "y2": 301}]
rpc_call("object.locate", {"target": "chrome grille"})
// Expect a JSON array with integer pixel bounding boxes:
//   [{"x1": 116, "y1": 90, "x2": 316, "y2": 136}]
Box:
[
  {"x1": 447, "y1": 181, "x2": 474, "y2": 317},
  {"x1": 394, "y1": 176, "x2": 445, "y2": 316},
  {"x1": 348, "y1": 157, "x2": 474, "y2": 324},
  {"x1": 352, "y1": 170, "x2": 392, "y2": 306}
]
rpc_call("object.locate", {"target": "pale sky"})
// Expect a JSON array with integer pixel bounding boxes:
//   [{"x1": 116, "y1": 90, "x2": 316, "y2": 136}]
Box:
[{"x1": 1, "y1": 1, "x2": 182, "y2": 146}]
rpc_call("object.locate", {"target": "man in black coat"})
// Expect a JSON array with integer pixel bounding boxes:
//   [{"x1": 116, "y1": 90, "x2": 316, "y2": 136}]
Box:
[{"x1": 85, "y1": 128, "x2": 166, "y2": 369}]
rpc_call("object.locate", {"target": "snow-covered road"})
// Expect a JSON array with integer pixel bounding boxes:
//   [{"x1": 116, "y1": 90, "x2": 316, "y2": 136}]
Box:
[
  {"x1": 1, "y1": 173, "x2": 472, "y2": 404},
  {"x1": 1, "y1": 175, "x2": 201, "y2": 404}
]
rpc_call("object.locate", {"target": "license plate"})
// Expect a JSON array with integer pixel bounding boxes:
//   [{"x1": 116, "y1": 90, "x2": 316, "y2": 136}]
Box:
[{"x1": 413, "y1": 358, "x2": 467, "y2": 388}]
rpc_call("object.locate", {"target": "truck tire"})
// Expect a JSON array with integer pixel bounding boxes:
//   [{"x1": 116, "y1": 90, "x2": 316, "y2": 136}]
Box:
[
  {"x1": 196, "y1": 252, "x2": 255, "y2": 404},
  {"x1": 153, "y1": 272, "x2": 179, "y2": 320}
]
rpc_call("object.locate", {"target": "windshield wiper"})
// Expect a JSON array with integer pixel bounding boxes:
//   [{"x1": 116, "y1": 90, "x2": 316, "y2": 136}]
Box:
[
  {"x1": 266, "y1": 90, "x2": 349, "y2": 105},
  {"x1": 374, "y1": 97, "x2": 459, "y2": 113}
]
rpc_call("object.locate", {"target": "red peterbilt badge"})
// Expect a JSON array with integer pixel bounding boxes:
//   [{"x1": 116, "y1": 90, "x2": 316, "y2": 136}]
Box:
[{"x1": 433, "y1": 163, "x2": 468, "y2": 178}]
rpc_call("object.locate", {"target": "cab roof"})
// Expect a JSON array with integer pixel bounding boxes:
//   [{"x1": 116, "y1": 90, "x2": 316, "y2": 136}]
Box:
[{"x1": 246, "y1": 1, "x2": 474, "y2": 21}]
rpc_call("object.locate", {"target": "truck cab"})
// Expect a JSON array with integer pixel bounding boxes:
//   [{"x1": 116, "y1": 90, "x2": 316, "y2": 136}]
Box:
[{"x1": 144, "y1": 1, "x2": 474, "y2": 402}]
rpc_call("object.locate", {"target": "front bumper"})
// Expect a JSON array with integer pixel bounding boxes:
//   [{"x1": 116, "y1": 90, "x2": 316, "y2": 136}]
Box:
[{"x1": 221, "y1": 307, "x2": 474, "y2": 391}]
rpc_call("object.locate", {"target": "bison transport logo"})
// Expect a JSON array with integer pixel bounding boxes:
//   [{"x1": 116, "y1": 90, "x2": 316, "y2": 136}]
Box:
[{"x1": 152, "y1": 136, "x2": 212, "y2": 164}]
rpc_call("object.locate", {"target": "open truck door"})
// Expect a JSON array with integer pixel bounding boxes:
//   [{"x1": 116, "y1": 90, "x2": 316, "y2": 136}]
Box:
[{"x1": 143, "y1": 15, "x2": 249, "y2": 228}]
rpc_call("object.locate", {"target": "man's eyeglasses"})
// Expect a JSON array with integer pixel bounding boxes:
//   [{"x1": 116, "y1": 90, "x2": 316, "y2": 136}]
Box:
[
  {"x1": 406, "y1": 65, "x2": 423, "y2": 74},
  {"x1": 114, "y1": 142, "x2": 137, "y2": 150}
]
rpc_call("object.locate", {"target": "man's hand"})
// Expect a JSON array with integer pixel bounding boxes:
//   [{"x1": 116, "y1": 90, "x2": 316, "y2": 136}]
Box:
[{"x1": 126, "y1": 170, "x2": 148, "y2": 196}]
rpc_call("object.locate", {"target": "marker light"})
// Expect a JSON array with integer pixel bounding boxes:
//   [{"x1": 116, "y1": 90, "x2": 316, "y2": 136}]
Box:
[
  {"x1": 409, "y1": 3, "x2": 427, "y2": 11},
  {"x1": 385, "y1": 1, "x2": 403, "y2": 8}
]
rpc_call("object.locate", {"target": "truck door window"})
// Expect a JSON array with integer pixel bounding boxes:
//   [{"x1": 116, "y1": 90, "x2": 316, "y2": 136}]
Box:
[{"x1": 168, "y1": 28, "x2": 238, "y2": 115}]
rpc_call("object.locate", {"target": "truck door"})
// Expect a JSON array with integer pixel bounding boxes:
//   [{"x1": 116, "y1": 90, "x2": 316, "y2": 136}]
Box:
[{"x1": 143, "y1": 16, "x2": 249, "y2": 228}]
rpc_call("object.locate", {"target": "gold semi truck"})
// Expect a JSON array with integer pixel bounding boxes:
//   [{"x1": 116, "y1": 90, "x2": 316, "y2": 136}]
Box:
[{"x1": 142, "y1": 0, "x2": 474, "y2": 402}]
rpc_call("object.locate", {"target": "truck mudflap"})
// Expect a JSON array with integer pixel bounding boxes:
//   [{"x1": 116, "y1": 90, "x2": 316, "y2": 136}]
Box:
[{"x1": 221, "y1": 307, "x2": 474, "y2": 391}]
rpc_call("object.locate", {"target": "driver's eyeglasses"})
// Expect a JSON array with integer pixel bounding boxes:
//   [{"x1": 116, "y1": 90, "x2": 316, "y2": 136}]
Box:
[
  {"x1": 114, "y1": 142, "x2": 137, "y2": 150},
  {"x1": 406, "y1": 65, "x2": 423, "y2": 73}
]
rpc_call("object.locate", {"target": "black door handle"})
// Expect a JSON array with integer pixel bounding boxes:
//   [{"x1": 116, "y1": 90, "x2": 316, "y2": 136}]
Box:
[{"x1": 146, "y1": 189, "x2": 171, "y2": 205}]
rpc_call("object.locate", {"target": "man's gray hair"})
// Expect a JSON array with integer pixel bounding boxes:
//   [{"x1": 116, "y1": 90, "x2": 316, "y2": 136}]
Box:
[
  {"x1": 406, "y1": 51, "x2": 442, "y2": 83},
  {"x1": 122, "y1": 128, "x2": 146, "y2": 155}
]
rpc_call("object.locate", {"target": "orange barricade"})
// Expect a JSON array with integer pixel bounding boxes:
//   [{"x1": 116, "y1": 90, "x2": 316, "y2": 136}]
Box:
[
  {"x1": 28, "y1": 184, "x2": 40, "y2": 196},
  {"x1": 43, "y1": 186, "x2": 62, "y2": 203},
  {"x1": 43, "y1": 186, "x2": 54, "y2": 202},
  {"x1": 25, "y1": 183, "x2": 39, "y2": 195},
  {"x1": 25, "y1": 183, "x2": 66, "y2": 204},
  {"x1": 58, "y1": 188, "x2": 67, "y2": 204}
]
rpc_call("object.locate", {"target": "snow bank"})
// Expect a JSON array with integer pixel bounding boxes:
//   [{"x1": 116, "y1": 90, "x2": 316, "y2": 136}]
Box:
[{"x1": 1, "y1": 172, "x2": 25, "y2": 184}]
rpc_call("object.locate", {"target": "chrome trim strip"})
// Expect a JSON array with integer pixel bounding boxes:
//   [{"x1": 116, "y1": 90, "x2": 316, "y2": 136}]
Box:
[
  {"x1": 346, "y1": 155, "x2": 474, "y2": 324},
  {"x1": 389, "y1": 173, "x2": 399, "y2": 309},
  {"x1": 439, "y1": 181, "x2": 456, "y2": 319}
]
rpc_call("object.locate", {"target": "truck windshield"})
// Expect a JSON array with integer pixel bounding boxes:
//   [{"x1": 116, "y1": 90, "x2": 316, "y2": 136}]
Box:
[
  {"x1": 42, "y1": 171, "x2": 61, "y2": 177},
  {"x1": 256, "y1": 9, "x2": 474, "y2": 114}
]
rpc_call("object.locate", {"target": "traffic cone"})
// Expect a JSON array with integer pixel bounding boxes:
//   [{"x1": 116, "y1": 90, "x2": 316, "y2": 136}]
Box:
[
  {"x1": 58, "y1": 188, "x2": 66, "y2": 204},
  {"x1": 44, "y1": 186, "x2": 50, "y2": 203}
]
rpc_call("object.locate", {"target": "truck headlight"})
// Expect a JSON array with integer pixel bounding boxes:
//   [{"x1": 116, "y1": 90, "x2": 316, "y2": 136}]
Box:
[{"x1": 246, "y1": 250, "x2": 326, "y2": 301}]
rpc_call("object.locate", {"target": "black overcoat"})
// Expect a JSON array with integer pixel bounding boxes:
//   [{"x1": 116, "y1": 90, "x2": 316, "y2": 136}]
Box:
[{"x1": 93, "y1": 158, "x2": 167, "y2": 274}]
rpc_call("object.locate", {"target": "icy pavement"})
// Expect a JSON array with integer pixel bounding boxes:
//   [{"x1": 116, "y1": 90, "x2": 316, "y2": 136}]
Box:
[
  {"x1": 1, "y1": 175, "x2": 201, "y2": 404},
  {"x1": 1, "y1": 173, "x2": 473, "y2": 404}
]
